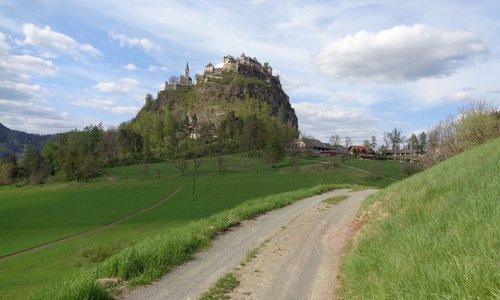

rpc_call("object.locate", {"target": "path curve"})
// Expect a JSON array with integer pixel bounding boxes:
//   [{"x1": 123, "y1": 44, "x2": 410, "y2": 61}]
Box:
[
  {"x1": 124, "y1": 188, "x2": 376, "y2": 300},
  {"x1": 0, "y1": 186, "x2": 183, "y2": 262}
]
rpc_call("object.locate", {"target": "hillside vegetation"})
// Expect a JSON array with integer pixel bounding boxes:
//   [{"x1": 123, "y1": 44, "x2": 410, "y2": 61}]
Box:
[
  {"x1": 0, "y1": 123, "x2": 53, "y2": 158},
  {"x1": 340, "y1": 137, "x2": 500, "y2": 299}
]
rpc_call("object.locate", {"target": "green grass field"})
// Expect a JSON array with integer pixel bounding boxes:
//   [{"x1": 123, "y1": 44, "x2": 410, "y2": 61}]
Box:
[
  {"x1": 0, "y1": 154, "x2": 407, "y2": 299},
  {"x1": 340, "y1": 138, "x2": 500, "y2": 299}
]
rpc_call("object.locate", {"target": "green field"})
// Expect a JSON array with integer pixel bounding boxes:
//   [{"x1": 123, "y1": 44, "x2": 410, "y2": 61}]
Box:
[
  {"x1": 340, "y1": 138, "x2": 500, "y2": 299},
  {"x1": 0, "y1": 154, "x2": 407, "y2": 299}
]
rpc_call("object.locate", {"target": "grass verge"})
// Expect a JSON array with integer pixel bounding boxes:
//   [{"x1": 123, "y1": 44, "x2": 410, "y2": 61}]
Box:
[
  {"x1": 322, "y1": 194, "x2": 349, "y2": 205},
  {"x1": 199, "y1": 273, "x2": 240, "y2": 300},
  {"x1": 339, "y1": 137, "x2": 500, "y2": 299},
  {"x1": 33, "y1": 183, "x2": 358, "y2": 299}
]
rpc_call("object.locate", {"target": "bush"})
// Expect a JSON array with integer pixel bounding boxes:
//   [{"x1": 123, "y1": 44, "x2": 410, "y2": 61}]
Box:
[{"x1": 403, "y1": 162, "x2": 423, "y2": 176}]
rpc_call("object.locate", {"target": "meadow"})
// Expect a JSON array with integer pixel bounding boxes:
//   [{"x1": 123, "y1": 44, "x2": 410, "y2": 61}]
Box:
[
  {"x1": 0, "y1": 154, "x2": 407, "y2": 299},
  {"x1": 340, "y1": 137, "x2": 500, "y2": 299}
]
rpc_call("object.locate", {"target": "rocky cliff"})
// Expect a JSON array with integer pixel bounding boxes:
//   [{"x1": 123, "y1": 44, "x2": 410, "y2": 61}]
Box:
[{"x1": 147, "y1": 67, "x2": 298, "y2": 129}]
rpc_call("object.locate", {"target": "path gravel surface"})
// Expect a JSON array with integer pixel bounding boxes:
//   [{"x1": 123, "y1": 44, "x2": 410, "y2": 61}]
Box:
[{"x1": 123, "y1": 188, "x2": 376, "y2": 300}]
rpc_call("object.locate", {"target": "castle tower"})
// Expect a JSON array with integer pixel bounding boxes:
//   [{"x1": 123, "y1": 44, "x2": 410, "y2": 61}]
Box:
[
  {"x1": 185, "y1": 62, "x2": 190, "y2": 78},
  {"x1": 179, "y1": 61, "x2": 192, "y2": 85}
]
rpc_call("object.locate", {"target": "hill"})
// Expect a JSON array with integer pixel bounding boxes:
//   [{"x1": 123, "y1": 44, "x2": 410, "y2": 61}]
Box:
[
  {"x1": 119, "y1": 54, "x2": 300, "y2": 162},
  {"x1": 151, "y1": 53, "x2": 298, "y2": 128},
  {"x1": 0, "y1": 123, "x2": 54, "y2": 158},
  {"x1": 340, "y1": 137, "x2": 500, "y2": 298}
]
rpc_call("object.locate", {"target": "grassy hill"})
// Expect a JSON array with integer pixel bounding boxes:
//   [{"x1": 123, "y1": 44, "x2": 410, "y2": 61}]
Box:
[
  {"x1": 340, "y1": 137, "x2": 500, "y2": 299},
  {"x1": 0, "y1": 155, "x2": 407, "y2": 299}
]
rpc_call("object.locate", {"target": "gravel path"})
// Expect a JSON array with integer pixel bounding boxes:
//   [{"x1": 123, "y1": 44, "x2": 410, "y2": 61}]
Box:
[
  {"x1": 229, "y1": 189, "x2": 376, "y2": 299},
  {"x1": 124, "y1": 188, "x2": 376, "y2": 300}
]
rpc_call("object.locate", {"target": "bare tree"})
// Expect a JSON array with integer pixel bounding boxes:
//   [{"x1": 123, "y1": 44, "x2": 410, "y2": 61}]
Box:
[
  {"x1": 330, "y1": 134, "x2": 342, "y2": 147},
  {"x1": 192, "y1": 158, "x2": 202, "y2": 198},
  {"x1": 344, "y1": 136, "x2": 352, "y2": 148},
  {"x1": 168, "y1": 75, "x2": 179, "y2": 83},
  {"x1": 370, "y1": 135, "x2": 377, "y2": 149},
  {"x1": 175, "y1": 159, "x2": 187, "y2": 176}
]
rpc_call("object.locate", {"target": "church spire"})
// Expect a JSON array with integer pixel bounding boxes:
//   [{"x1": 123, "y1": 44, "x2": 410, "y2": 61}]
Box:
[{"x1": 185, "y1": 61, "x2": 189, "y2": 78}]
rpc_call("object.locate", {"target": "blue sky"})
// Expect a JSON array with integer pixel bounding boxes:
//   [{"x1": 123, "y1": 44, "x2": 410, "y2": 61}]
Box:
[{"x1": 1, "y1": 0, "x2": 499, "y2": 144}]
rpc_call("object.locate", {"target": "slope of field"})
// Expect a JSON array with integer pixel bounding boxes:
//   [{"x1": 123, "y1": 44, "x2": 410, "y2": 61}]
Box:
[
  {"x1": 340, "y1": 137, "x2": 500, "y2": 299},
  {"x1": 0, "y1": 155, "x2": 407, "y2": 299}
]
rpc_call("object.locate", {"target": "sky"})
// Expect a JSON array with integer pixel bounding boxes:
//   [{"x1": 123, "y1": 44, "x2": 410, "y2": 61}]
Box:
[{"x1": 1, "y1": 0, "x2": 499, "y2": 144}]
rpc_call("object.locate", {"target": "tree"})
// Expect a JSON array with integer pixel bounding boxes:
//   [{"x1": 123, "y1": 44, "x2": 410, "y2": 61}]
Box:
[
  {"x1": 240, "y1": 114, "x2": 260, "y2": 156},
  {"x1": 277, "y1": 103, "x2": 287, "y2": 124},
  {"x1": 387, "y1": 128, "x2": 402, "y2": 150},
  {"x1": 370, "y1": 135, "x2": 377, "y2": 149},
  {"x1": 144, "y1": 94, "x2": 154, "y2": 110},
  {"x1": 168, "y1": 75, "x2": 179, "y2": 83},
  {"x1": 192, "y1": 158, "x2": 202, "y2": 199},
  {"x1": 418, "y1": 132, "x2": 427, "y2": 152},
  {"x1": 344, "y1": 136, "x2": 352, "y2": 148},
  {"x1": 263, "y1": 136, "x2": 285, "y2": 168},
  {"x1": 162, "y1": 106, "x2": 178, "y2": 159},
  {"x1": 101, "y1": 127, "x2": 120, "y2": 167},
  {"x1": 118, "y1": 125, "x2": 143, "y2": 159},
  {"x1": 363, "y1": 139, "x2": 371, "y2": 147},
  {"x1": 456, "y1": 101, "x2": 499, "y2": 149},
  {"x1": 175, "y1": 159, "x2": 187, "y2": 176},
  {"x1": 409, "y1": 133, "x2": 419, "y2": 150},
  {"x1": 22, "y1": 146, "x2": 47, "y2": 184},
  {"x1": 330, "y1": 135, "x2": 341, "y2": 147}
]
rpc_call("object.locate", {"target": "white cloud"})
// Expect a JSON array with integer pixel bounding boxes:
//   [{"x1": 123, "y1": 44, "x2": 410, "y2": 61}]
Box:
[
  {"x1": 110, "y1": 106, "x2": 140, "y2": 115},
  {"x1": 0, "y1": 32, "x2": 10, "y2": 54},
  {"x1": 0, "y1": 99, "x2": 75, "y2": 133},
  {"x1": 72, "y1": 98, "x2": 139, "y2": 115},
  {"x1": 22, "y1": 23, "x2": 102, "y2": 57},
  {"x1": 315, "y1": 24, "x2": 488, "y2": 82},
  {"x1": 446, "y1": 87, "x2": 475, "y2": 101},
  {"x1": 280, "y1": 76, "x2": 309, "y2": 91},
  {"x1": 79, "y1": 43, "x2": 102, "y2": 57},
  {"x1": 1, "y1": 54, "x2": 58, "y2": 80},
  {"x1": 122, "y1": 63, "x2": 138, "y2": 71},
  {"x1": 0, "y1": 81, "x2": 43, "y2": 100},
  {"x1": 155, "y1": 82, "x2": 165, "y2": 90},
  {"x1": 0, "y1": 31, "x2": 57, "y2": 112},
  {"x1": 110, "y1": 32, "x2": 160, "y2": 52},
  {"x1": 294, "y1": 101, "x2": 379, "y2": 142},
  {"x1": 148, "y1": 65, "x2": 169, "y2": 72},
  {"x1": 95, "y1": 78, "x2": 139, "y2": 94}
]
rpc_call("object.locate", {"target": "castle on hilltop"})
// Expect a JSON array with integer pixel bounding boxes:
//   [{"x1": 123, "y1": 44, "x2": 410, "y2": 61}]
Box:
[{"x1": 165, "y1": 53, "x2": 273, "y2": 90}]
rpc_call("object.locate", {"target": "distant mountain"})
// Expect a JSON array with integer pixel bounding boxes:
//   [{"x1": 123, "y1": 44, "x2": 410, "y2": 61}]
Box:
[{"x1": 0, "y1": 123, "x2": 55, "y2": 158}]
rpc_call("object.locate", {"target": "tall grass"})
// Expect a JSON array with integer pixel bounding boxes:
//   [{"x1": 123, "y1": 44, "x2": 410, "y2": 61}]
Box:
[
  {"x1": 340, "y1": 137, "x2": 500, "y2": 299},
  {"x1": 33, "y1": 183, "x2": 356, "y2": 299}
]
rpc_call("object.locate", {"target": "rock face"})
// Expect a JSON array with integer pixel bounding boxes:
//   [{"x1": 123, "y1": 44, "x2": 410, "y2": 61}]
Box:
[{"x1": 149, "y1": 56, "x2": 298, "y2": 129}]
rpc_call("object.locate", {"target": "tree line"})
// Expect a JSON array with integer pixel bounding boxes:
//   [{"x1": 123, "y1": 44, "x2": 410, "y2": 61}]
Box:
[
  {"x1": 0, "y1": 96, "x2": 298, "y2": 186},
  {"x1": 327, "y1": 101, "x2": 498, "y2": 167}
]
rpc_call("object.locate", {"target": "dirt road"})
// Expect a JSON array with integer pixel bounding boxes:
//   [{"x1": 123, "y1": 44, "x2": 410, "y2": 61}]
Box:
[{"x1": 124, "y1": 189, "x2": 376, "y2": 300}]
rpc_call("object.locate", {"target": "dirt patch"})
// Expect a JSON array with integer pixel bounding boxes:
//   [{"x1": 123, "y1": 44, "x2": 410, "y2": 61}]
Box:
[{"x1": 105, "y1": 174, "x2": 117, "y2": 181}]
